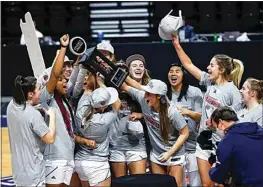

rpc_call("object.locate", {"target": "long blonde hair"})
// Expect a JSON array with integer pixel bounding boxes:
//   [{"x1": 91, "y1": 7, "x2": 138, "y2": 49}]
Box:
[
  {"x1": 141, "y1": 69, "x2": 151, "y2": 85},
  {"x1": 213, "y1": 54, "x2": 244, "y2": 88}
]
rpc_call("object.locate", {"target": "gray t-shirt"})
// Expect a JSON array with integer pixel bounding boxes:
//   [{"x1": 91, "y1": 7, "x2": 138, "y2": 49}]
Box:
[
  {"x1": 40, "y1": 87, "x2": 75, "y2": 160},
  {"x1": 171, "y1": 85, "x2": 203, "y2": 152},
  {"x1": 237, "y1": 104, "x2": 263, "y2": 126},
  {"x1": 109, "y1": 94, "x2": 146, "y2": 152},
  {"x1": 130, "y1": 87, "x2": 187, "y2": 157},
  {"x1": 75, "y1": 93, "x2": 118, "y2": 162},
  {"x1": 199, "y1": 72, "x2": 242, "y2": 142},
  {"x1": 7, "y1": 100, "x2": 49, "y2": 186}
]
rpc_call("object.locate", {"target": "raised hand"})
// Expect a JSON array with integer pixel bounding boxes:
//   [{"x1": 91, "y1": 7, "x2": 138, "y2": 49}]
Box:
[
  {"x1": 95, "y1": 72, "x2": 105, "y2": 87},
  {"x1": 60, "y1": 34, "x2": 69, "y2": 47},
  {"x1": 172, "y1": 34, "x2": 180, "y2": 48}
]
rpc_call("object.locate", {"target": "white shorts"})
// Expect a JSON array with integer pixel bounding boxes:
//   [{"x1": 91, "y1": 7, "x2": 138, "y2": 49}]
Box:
[
  {"x1": 109, "y1": 150, "x2": 147, "y2": 165},
  {"x1": 19, "y1": 181, "x2": 45, "y2": 187},
  {"x1": 45, "y1": 160, "x2": 74, "y2": 185},
  {"x1": 195, "y1": 142, "x2": 215, "y2": 161},
  {"x1": 150, "y1": 151, "x2": 185, "y2": 167},
  {"x1": 75, "y1": 160, "x2": 111, "y2": 186},
  {"x1": 185, "y1": 152, "x2": 198, "y2": 172}
]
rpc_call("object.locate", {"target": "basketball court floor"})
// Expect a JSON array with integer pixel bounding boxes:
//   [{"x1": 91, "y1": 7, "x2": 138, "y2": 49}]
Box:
[{"x1": 1, "y1": 116, "x2": 15, "y2": 186}]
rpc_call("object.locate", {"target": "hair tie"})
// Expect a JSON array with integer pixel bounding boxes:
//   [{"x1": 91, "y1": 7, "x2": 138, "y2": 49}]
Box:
[{"x1": 161, "y1": 96, "x2": 166, "y2": 104}]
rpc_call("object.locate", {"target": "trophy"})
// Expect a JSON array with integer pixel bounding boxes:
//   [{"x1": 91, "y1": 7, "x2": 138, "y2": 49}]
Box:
[{"x1": 69, "y1": 37, "x2": 128, "y2": 89}]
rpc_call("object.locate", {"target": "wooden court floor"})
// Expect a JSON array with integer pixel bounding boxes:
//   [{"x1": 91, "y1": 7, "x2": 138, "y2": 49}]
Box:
[{"x1": 1, "y1": 128, "x2": 12, "y2": 177}]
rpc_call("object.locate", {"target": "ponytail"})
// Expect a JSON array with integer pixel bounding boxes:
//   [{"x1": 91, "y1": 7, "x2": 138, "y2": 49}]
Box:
[
  {"x1": 214, "y1": 55, "x2": 244, "y2": 88},
  {"x1": 230, "y1": 59, "x2": 244, "y2": 88},
  {"x1": 13, "y1": 75, "x2": 37, "y2": 109},
  {"x1": 159, "y1": 96, "x2": 170, "y2": 144}
]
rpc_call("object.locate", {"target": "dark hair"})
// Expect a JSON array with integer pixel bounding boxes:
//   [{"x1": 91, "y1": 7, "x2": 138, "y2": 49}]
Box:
[
  {"x1": 167, "y1": 63, "x2": 190, "y2": 102},
  {"x1": 210, "y1": 106, "x2": 238, "y2": 125},
  {"x1": 13, "y1": 75, "x2": 37, "y2": 109}
]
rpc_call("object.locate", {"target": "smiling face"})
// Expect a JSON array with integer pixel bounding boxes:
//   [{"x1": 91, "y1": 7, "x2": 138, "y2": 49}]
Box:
[
  {"x1": 168, "y1": 66, "x2": 183, "y2": 87},
  {"x1": 240, "y1": 81, "x2": 254, "y2": 104},
  {"x1": 144, "y1": 92, "x2": 160, "y2": 110},
  {"x1": 129, "y1": 60, "x2": 145, "y2": 82},
  {"x1": 63, "y1": 62, "x2": 73, "y2": 80},
  {"x1": 207, "y1": 58, "x2": 223, "y2": 81},
  {"x1": 55, "y1": 75, "x2": 68, "y2": 95}
]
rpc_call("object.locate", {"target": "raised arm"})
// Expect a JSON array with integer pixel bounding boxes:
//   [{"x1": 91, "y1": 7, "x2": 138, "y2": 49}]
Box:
[
  {"x1": 46, "y1": 34, "x2": 69, "y2": 94},
  {"x1": 67, "y1": 57, "x2": 81, "y2": 94},
  {"x1": 73, "y1": 65, "x2": 88, "y2": 98},
  {"x1": 172, "y1": 35, "x2": 203, "y2": 81},
  {"x1": 125, "y1": 76, "x2": 143, "y2": 90}
]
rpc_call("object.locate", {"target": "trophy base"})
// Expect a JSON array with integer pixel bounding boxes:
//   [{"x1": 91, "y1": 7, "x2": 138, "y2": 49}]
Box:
[{"x1": 110, "y1": 68, "x2": 128, "y2": 88}]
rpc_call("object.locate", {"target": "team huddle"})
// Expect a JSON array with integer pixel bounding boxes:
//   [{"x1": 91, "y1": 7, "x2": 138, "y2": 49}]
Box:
[{"x1": 6, "y1": 34, "x2": 263, "y2": 187}]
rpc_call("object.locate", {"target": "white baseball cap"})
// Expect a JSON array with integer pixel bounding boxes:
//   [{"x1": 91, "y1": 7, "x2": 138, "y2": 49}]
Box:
[
  {"x1": 91, "y1": 87, "x2": 118, "y2": 108},
  {"x1": 158, "y1": 10, "x2": 184, "y2": 40},
  {"x1": 97, "y1": 41, "x2": 114, "y2": 54},
  {"x1": 127, "y1": 120, "x2": 144, "y2": 138},
  {"x1": 141, "y1": 79, "x2": 167, "y2": 96}
]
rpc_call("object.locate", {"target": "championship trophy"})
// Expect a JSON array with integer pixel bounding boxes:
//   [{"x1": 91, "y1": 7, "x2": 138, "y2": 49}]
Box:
[{"x1": 69, "y1": 37, "x2": 128, "y2": 89}]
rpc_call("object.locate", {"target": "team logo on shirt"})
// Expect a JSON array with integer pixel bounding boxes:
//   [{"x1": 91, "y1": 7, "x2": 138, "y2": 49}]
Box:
[
  {"x1": 144, "y1": 114, "x2": 160, "y2": 128},
  {"x1": 205, "y1": 96, "x2": 221, "y2": 108}
]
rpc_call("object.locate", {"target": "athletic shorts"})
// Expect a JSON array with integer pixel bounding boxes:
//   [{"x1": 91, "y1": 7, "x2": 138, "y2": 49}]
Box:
[
  {"x1": 17, "y1": 181, "x2": 45, "y2": 187},
  {"x1": 195, "y1": 142, "x2": 215, "y2": 161},
  {"x1": 185, "y1": 152, "x2": 198, "y2": 172},
  {"x1": 75, "y1": 160, "x2": 111, "y2": 186},
  {"x1": 109, "y1": 150, "x2": 147, "y2": 165},
  {"x1": 45, "y1": 160, "x2": 74, "y2": 185},
  {"x1": 150, "y1": 151, "x2": 185, "y2": 167}
]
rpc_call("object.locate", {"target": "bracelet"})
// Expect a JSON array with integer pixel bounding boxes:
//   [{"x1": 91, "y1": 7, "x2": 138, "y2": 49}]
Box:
[{"x1": 61, "y1": 45, "x2": 67, "y2": 48}]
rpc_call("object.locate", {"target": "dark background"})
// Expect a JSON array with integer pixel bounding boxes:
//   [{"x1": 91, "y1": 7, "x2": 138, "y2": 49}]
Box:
[
  {"x1": 1, "y1": 1, "x2": 263, "y2": 96},
  {"x1": 2, "y1": 41, "x2": 263, "y2": 96},
  {"x1": 2, "y1": 1, "x2": 263, "y2": 44}
]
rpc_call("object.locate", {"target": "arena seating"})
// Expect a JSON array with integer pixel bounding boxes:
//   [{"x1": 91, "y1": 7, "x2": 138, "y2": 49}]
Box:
[{"x1": 1, "y1": 1, "x2": 262, "y2": 44}]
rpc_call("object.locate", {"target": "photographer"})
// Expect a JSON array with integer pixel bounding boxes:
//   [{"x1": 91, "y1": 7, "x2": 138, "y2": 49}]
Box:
[{"x1": 209, "y1": 106, "x2": 263, "y2": 187}]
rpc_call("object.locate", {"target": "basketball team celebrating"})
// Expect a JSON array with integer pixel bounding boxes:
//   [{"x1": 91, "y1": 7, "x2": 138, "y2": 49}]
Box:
[{"x1": 7, "y1": 34, "x2": 263, "y2": 187}]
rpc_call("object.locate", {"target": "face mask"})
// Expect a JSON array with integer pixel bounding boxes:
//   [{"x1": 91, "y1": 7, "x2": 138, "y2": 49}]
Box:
[{"x1": 216, "y1": 129, "x2": 225, "y2": 138}]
